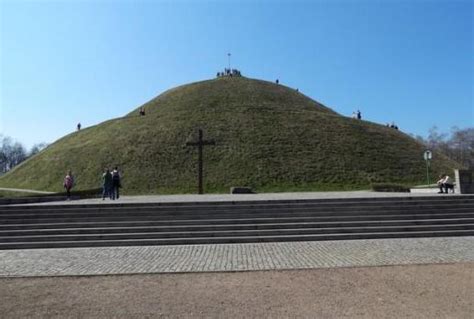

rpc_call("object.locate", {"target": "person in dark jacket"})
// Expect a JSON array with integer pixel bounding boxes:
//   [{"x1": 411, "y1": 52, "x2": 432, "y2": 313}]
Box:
[
  {"x1": 111, "y1": 166, "x2": 121, "y2": 200},
  {"x1": 102, "y1": 168, "x2": 113, "y2": 200}
]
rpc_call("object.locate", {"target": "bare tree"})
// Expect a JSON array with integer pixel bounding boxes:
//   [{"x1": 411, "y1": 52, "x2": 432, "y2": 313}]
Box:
[
  {"x1": 0, "y1": 135, "x2": 13, "y2": 173},
  {"x1": 29, "y1": 142, "x2": 48, "y2": 157},
  {"x1": 417, "y1": 126, "x2": 474, "y2": 169},
  {"x1": 449, "y1": 127, "x2": 474, "y2": 168},
  {"x1": 9, "y1": 142, "x2": 27, "y2": 168},
  {"x1": 0, "y1": 150, "x2": 7, "y2": 174},
  {"x1": 0, "y1": 135, "x2": 42, "y2": 174}
]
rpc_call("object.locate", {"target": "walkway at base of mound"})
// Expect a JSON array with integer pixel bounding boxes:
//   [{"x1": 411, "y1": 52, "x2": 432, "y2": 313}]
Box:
[
  {"x1": 19, "y1": 190, "x2": 464, "y2": 206},
  {"x1": 1, "y1": 237, "x2": 473, "y2": 277}
]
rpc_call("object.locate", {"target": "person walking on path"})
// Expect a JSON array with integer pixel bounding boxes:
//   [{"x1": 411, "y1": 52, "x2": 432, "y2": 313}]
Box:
[
  {"x1": 102, "y1": 168, "x2": 113, "y2": 200},
  {"x1": 63, "y1": 170, "x2": 74, "y2": 200},
  {"x1": 111, "y1": 166, "x2": 121, "y2": 200}
]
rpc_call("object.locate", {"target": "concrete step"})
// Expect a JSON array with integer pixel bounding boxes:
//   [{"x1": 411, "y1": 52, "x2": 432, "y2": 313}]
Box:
[
  {"x1": 3, "y1": 194, "x2": 473, "y2": 211},
  {"x1": 2, "y1": 195, "x2": 473, "y2": 210},
  {"x1": 1, "y1": 229, "x2": 473, "y2": 250},
  {"x1": 2, "y1": 203, "x2": 474, "y2": 219},
  {"x1": 2, "y1": 206, "x2": 473, "y2": 221},
  {"x1": 2, "y1": 199, "x2": 474, "y2": 214},
  {"x1": 2, "y1": 218, "x2": 474, "y2": 236},
  {"x1": 2, "y1": 224, "x2": 474, "y2": 243},
  {"x1": 2, "y1": 195, "x2": 473, "y2": 249},
  {"x1": 2, "y1": 212, "x2": 474, "y2": 226},
  {"x1": 4, "y1": 215, "x2": 474, "y2": 231},
  {"x1": 0, "y1": 218, "x2": 474, "y2": 237}
]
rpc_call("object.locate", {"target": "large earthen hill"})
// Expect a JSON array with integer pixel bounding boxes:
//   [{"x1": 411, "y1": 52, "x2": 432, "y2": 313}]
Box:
[{"x1": 0, "y1": 76, "x2": 458, "y2": 193}]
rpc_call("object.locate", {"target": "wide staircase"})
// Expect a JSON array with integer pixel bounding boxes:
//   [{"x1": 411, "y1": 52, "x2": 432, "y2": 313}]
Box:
[{"x1": 1, "y1": 195, "x2": 474, "y2": 249}]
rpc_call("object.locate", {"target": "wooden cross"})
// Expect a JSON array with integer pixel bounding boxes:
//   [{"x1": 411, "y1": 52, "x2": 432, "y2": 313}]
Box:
[{"x1": 186, "y1": 129, "x2": 216, "y2": 194}]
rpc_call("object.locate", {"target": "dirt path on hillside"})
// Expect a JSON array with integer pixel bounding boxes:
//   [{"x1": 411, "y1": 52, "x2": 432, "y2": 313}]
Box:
[{"x1": 1, "y1": 263, "x2": 473, "y2": 318}]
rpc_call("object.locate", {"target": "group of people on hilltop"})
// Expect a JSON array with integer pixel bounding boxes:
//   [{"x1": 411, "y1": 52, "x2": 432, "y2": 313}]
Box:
[
  {"x1": 217, "y1": 68, "x2": 242, "y2": 77},
  {"x1": 350, "y1": 110, "x2": 401, "y2": 130},
  {"x1": 388, "y1": 122, "x2": 399, "y2": 130},
  {"x1": 352, "y1": 110, "x2": 362, "y2": 120},
  {"x1": 63, "y1": 167, "x2": 122, "y2": 200}
]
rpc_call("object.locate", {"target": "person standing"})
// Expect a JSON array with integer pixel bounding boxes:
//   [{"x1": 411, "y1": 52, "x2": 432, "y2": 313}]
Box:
[
  {"x1": 63, "y1": 170, "x2": 74, "y2": 200},
  {"x1": 111, "y1": 166, "x2": 121, "y2": 200},
  {"x1": 102, "y1": 168, "x2": 113, "y2": 200}
]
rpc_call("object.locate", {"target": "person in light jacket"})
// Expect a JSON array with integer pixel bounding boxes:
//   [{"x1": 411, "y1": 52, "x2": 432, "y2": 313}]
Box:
[{"x1": 437, "y1": 174, "x2": 454, "y2": 194}]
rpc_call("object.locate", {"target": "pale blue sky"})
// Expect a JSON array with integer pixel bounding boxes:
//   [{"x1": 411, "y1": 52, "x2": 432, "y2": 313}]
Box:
[{"x1": 1, "y1": 0, "x2": 472, "y2": 148}]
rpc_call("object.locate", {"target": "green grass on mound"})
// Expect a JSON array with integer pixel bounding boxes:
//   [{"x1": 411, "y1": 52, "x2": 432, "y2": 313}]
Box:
[{"x1": 0, "y1": 77, "x2": 461, "y2": 194}]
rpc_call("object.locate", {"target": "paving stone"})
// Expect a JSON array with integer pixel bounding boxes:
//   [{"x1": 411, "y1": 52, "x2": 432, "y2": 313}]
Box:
[{"x1": 0, "y1": 237, "x2": 472, "y2": 277}]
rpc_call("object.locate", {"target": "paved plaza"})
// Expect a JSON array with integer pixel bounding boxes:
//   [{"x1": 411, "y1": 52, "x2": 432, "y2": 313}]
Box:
[
  {"x1": 2, "y1": 192, "x2": 473, "y2": 318},
  {"x1": 2, "y1": 191, "x2": 473, "y2": 277},
  {"x1": 1, "y1": 236, "x2": 473, "y2": 277}
]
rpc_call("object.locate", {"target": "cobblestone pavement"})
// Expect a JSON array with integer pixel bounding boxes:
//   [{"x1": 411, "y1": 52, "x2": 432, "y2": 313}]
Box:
[{"x1": 1, "y1": 237, "x2": 473, "y2": 277}]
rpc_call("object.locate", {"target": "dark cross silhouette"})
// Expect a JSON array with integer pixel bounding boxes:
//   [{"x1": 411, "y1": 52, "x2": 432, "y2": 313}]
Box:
[{"x1": 186, "y1": 129, "x2": 215, "y2": 194}]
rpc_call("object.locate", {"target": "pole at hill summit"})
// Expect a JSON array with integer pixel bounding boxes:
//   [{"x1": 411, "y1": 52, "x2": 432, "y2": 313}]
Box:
[
  {"x1": 186, "y1": 129, "x2": 216, "y2": 194},
  {"x1": 228, "y1": 53, "x2": 231, "y2": 70}
]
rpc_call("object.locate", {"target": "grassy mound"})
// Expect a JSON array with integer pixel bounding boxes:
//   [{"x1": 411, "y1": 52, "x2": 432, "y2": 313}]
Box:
[{"x1": 0, "y1": 77, "x2": 460, "y2": 194}]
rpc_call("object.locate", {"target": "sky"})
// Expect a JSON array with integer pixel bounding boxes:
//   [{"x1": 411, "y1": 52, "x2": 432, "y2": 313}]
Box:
[{"x1": 0, "y1": 0, "x2": 472, "y2": 149}]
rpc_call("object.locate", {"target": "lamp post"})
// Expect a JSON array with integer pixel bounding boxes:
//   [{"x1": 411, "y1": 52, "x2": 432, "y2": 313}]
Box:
[{"x1": 424, "y1": 150, "x2": 432, "y2": 185}]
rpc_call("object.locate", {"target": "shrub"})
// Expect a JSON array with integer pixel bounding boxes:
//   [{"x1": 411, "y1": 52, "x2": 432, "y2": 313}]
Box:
[{"x1": 372, "y1": 183, "x2": 411, "y2": 193}]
